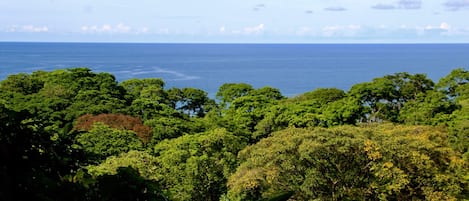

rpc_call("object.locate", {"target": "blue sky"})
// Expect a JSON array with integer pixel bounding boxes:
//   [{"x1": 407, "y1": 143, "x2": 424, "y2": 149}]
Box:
[{"x1": 1, "y1": 0, "x2": 469, "y2": 43}]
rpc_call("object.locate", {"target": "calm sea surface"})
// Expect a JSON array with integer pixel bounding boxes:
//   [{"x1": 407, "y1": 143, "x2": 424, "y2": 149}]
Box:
[{"x1": 0, "y1": 42, "x2": 468, "y2": 97}]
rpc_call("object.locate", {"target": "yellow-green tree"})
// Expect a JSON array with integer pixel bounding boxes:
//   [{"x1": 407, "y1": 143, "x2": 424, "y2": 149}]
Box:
[{"x1": 227, "y1": 125, "x2": 468, "y2": 200}]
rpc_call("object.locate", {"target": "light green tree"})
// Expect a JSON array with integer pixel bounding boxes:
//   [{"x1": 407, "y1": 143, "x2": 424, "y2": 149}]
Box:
[{"x1": 152, "y1": 128, "x2": 246, "y2": 201}]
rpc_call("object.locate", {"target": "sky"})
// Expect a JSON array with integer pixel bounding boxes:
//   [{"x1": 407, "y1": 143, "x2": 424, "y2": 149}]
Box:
[{"x1": 1, "y1": 0, "x2": 469, "y2": 43}]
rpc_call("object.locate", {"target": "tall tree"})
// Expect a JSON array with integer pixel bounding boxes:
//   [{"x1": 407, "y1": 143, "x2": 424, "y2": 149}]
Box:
[
  {"x1": 227, "y1": 125, "x2": 468, "y2": 201},
  {"x1": 216, "y1": 83, "x2": 253, "y2": 108},
  {"x1": 152, "y1": 128, "x2": 246, "y2": 201},
  {"x1": 349, "y1": 72, "x2": 434, "y2": 122},
  {"x1": 436, "y1": 68, "x2": 469, "y2": 99}
]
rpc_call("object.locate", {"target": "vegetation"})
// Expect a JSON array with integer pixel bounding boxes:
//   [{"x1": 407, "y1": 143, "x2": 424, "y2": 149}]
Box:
[{"x1": 0, "y1": 67, "x2": 468, "y2": 200}]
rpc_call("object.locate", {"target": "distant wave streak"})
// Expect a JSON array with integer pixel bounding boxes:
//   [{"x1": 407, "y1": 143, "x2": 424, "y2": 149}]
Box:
[{"x1": 118, "y1": 67, "x2": 200, "y2": 81}]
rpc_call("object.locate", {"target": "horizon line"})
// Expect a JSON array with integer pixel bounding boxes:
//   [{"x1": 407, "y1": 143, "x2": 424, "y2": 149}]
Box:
[{"x1": 1, "y1": 40, "x2": 469, "y2": 45}]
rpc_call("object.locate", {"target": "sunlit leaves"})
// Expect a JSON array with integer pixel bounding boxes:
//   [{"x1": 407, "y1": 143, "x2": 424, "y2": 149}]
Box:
[
  {"x1": 227, "y1": 125, "x2": 468, "y2": 200},
  {"x1": 75, "y1": 123, "x2": 143, "y2": 161},
  {"x1": 87, "y1": 150, "x2": 158, "y2": 180},
  {"x1": 152, "y1": 128, "x2": 246, "y2": 201}
]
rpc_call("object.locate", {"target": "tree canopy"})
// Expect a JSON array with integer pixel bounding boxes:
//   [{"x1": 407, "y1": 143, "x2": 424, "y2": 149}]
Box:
[{"x1": 1, "y1": 67, "x2": 468, "y2": 200}]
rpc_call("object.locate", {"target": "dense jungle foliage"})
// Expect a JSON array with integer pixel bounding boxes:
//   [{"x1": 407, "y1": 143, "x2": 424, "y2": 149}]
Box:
[{"x1": 0, "y1": 67, "x2": 468, "y2": 201}]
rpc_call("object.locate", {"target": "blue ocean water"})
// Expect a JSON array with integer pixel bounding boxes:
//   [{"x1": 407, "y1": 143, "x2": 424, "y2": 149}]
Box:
[{"x1": 0, "y1": 42, "x2": 468, "y2": 97}]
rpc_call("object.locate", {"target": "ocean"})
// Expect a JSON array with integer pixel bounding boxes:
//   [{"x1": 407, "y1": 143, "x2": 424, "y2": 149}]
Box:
[{"x1": 0, "y1": 42, "x2": 468, "y2": 97}]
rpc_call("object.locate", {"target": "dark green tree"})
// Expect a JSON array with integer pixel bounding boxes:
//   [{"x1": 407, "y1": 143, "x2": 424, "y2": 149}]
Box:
[
  {"x1": 399, "y1": 90, "x2": 458, "y2": 125},
  {"x1": 0, "y1": 103, "x2": 84, "y2": 201},
  {"x1": 167, "y1": 87, "x2": 215, "y2": 117},
  {"x1": 0, "y1": 68, "x2": 127, "y2": 134},
  {"x1": 349, "y1": 72, "x2": 434, "y2": 122},
  {"x1": 216, "y1": 83, "x2": 253, "y2": 108},
  {"x1": 120, "y1": 78, "x2": 166, "y2": 102},
  {"x1": 90, "y1": 167, "x2": 165, "y2": 201},
  {"x1": 436, "y1": 68, "x2": 469, "y2": 98}
]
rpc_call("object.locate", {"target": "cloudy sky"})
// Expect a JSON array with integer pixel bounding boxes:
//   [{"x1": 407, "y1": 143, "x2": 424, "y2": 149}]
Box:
[{"x1": 1, "y1": 0, "x2": 469, "y2": 43}]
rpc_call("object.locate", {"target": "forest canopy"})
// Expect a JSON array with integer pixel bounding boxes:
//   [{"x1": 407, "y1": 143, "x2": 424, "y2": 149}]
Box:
[{"x1": 0, "y1": 67, "x2": 468, "y2": 200}]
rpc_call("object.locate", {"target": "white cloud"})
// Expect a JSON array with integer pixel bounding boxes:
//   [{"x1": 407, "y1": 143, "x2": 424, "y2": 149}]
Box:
[
  {"x1": 296, "y1": 26, "x2": 315, "y2": 36},
  {"x1": 5, "y1": 25, "x2": 49, "y2": 33},
  {"x1": 155, "y1": 28, "x2": 170, "y2": 35},
  {"x1": 101, "y1": 24, "x2": 112, "y2": 32},
  {"x1": 291, "y1": 23, "x2": 469, "y2": 40},
  {"x1": 23, "y1": 25, "x2": 49, "y2": 32},
  {"x1": 115, "y1": 23, "x2": 131, "y2": 33},
  {"x1": 405, "y1": 22, "x2": 469, "y2": 37},
  {"x1": 365, "y1": 22, "x2": 456, "y2": 37},
  {"x1": 420, "y1": 22, "x2": 450, "y2": 32},
  {"x1": 322, "y1": 24, "x2": 361, "y2": 37},
  {"x1": 81, "y1": 23, "x2": 134, "y2": 34},
  {"x1": 82, "y1": 25, "x2": 105, "y2": 33},
  {"x1": 243, "y1": 24, "x2": 265, "y2": 35},
  {"x1": 219, "y1": 26, "x2": 226, "y2": 33},
  {"x1": 420, "y1": 22, "x2": 469, "y2": 36},
  {"x1": 218, "y1": 24, "x2": 266, "y2": 35},
  {"x1": 439, "y1": 22, "x2": 451, "y2": 30},
  {"x1": 138, "y1": 27, "x2": 149, "y2": 34}
]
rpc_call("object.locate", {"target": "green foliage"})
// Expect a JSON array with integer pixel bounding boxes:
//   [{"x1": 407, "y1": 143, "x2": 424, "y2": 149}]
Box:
[
  {"x1": 145, "y1": 116, "x2": 202, "y2": 142},
  {"x1": 2, "y1": 67, "x2": 469, "y2": 200},
  {"x1": 224, "y1": 94, "x2": 277, "y2": 136},
  {"x1": 254, "y1": 88, "x2": 363, "y2": 139},
  {"x1": 75, "y1": 123, "x2": 143, "y2": 161},
  {"x1": 120, "y1": 78, "x2": 165, "y2": 101},
  {"x1": 74, "y1": 114, "x2": 153, "y2": 143},
  {"x1": 87, "y1": 151, "x2": 159, "y2": 181},
  {"x1": 367, "y1": 125, "x2": 468, "y2": 200},
  {"x1": 0, "y1": 73, "x2": 44, "y2": 94},
  {"x1": 399, "y1": 90, "x2": 458, "y2": 125},
  {"x1": 248, "y1": 86, "x2": 284, "y2": 101},
  {"x1": 0, "y1": 68, "x2": 127, "y2": 134},
  {"x1": 84, "y1": 167, "x2": 166, "y2": 201},
  {"x1": 216, "y1": 83, "x2": 254, "y2": 108},
  {"x1": 227, "y1": 125, "x2": 468, "y2": 201},
  {"x1": 288, "y1": 87, "x2": 345, "y2": 104},
  {"x1": 449, "y1": 99, "x2": 469, "y2": 161},
  {"x1": 0, "y1": 103, "x2": 83, "y2": 201},
  {"x1": 218, "y1": 86, "x2": 285, "y2": 141},
  {"x1": 129, "y1": 86, "x2": 170, "y2": 120},
  {"x1": 65, "y1": 153, "x2": 166, "y2": 201},
  {"x1": 349, "y1": 72, "x2": 435, "y2": 123},
  {"x1": 167, "y1": 87, "x2": 215, "y2": 117},
  {"x1": 437, "y1": 68, "x2": 469, "y2": 99},
  {"x1": 152, "y1": 128, "x2": 247, "y2": 201}
]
